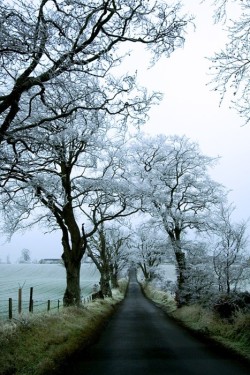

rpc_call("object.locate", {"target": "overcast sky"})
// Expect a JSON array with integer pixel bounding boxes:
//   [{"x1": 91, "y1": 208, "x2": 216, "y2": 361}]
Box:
[
  {"x1": 1, "y1": 0, "x2": 250, "y2": 263},
  {"x1": 141, "y1": 0, "x2": 250, "y2": 220}
]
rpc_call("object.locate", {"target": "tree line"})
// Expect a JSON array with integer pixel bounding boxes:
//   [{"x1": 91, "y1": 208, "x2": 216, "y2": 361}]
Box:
[{"x1": 0, "y1": 0, "x2": 249, "y2": 308}]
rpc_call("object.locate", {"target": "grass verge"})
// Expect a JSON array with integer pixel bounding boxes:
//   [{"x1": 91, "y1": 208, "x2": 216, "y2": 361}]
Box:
[
  {"x1": 142, "y1": 282, "x2": 177, "y2": 313},
  {"x1": 0, "y1": 280, "x2": 127, "y2": 375},
  {"x1": 143, "y1": 283, "x2": 250, "y2": 362}
]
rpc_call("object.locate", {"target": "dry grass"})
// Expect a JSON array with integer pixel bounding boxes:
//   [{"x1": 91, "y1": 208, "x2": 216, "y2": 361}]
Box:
[
  {"x1": 173, "y1": 305, "x2": 250, "y2": 360},
  {"x1": 143, "y1": 283, "x2": 250, "y2": 361},
  {"x1": 142, "y1": 282, "x2": 176, "y2": 313},
  {"x1": 0, "y1": 281, "x2": 127, "y2": 375}
]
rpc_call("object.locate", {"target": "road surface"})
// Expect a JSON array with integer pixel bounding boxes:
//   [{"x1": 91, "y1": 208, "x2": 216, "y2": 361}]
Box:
[{"x1": 61, "y1": 269, "x2": 249, "y2": 375}]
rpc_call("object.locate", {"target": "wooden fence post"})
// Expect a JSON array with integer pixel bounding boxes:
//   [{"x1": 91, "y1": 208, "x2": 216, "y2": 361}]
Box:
[
  {"x1": 47, "y1": 300, "x2": 50, "y2": 311},
  {"x1": 29, "y1": 287, "x2": 33, "y2": 313},
  {"x1": 57, "y1": 300, "x2": 60, "y2": 310},
  {"x1": 9, "y1": 298, "x2": 12, "y2": 319},
  {"x1": 18, "y1": 288, "x2": 22, "y2": 314}
]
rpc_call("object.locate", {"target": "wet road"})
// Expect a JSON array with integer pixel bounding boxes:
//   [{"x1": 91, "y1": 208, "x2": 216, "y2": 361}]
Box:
[{"x1": 62, "y1": 269, "x2": 249, "y2": 375}]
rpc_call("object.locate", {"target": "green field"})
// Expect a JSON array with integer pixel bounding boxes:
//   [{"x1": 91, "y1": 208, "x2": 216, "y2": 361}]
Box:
[{"x1": 0, "y1": 263, "x2": 100, "y2": 319}]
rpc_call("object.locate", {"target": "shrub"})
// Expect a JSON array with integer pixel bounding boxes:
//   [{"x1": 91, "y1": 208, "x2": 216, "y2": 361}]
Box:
[{"x1": 212, "y1": 292, "x2": 250, "y2": 319}]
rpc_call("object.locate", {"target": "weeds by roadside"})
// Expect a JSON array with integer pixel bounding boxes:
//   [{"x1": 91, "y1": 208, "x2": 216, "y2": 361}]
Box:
[{"x1": 143, "y1": 283, "x2": 250, "y2": 361}]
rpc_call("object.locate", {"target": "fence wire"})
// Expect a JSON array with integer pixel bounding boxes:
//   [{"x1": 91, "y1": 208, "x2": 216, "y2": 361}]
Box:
[{"x1": 0, "y1": 263, "x2": 100, "y2": 320}]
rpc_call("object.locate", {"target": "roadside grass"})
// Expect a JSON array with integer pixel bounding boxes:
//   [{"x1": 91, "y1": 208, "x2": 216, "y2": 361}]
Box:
[
  {"x1": 142, "y1": 282, "x2": 177, "y2": 313},
  {"x1": 143, "y1": 283, "x2": 250, "y2": 361},
  {"x1": 0, "y1": 280, "x2": 127, "y2": 375}
]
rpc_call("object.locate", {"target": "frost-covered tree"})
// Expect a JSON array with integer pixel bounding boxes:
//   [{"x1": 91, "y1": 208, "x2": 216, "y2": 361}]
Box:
[
  {"x1": 130, "y1": 134, "x2": 225, "y2": 305},
  {"x1": 0, "y1": 113, "x2": 141, "y2": 305},
  {"x1": 130, "y1": 223, "x2": 170, "y2": 281},
  {"x1": 87, "y1": 223, "x2": 113, "y2": 298},
  {"x1": 0, "y1": 0, "x2": 190, "y2": 145},
  {"x1": 184, "y1": 241, "x2": 215, "y2": 304},
  {"x1": 208, "y1": 0, "x2": 250, "y2": 122},
  {"x1": 19, "y1": 248, "x2": 31, "y2": 263},
  {"x1": 87, "y1": 219, "x2": 131, "y2": 296},
  {"x1": 0, "y1": 0, "x2": 191, "y2": 306},
  {"x1": 212, "y1": 204, "x2": 250, "y2": 294},
  {"x1": 104, "y1": 224, "x2": 131, "y2": 288}
]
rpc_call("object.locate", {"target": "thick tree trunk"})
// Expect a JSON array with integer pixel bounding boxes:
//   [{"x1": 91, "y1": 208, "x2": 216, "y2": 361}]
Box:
[
  {"x1": 175, "y1": 250, "x2": 188, "y2": 307},
  {"x1": 63, "y1": 259, "x2": 81, "y2": 306},
  {"x1": 109, "y1": 262, "x2": 119, "y2": 289},
  {"x1": 167, "y1": 229, "x2": 189, "y2": 307}
]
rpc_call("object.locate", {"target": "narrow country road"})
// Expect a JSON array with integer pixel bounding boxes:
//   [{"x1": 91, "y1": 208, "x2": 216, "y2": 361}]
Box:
[{"x1": 61, "y1": 269, "x2": 249, "y2": 375}]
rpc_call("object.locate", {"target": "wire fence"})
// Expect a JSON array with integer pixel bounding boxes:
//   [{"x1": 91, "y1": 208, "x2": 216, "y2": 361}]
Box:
[
  {"x1": 0, "y1": 285, "x2": 98, "y2": 321},
  {"x1": 0, "y1": 263, "x2": 100, "y2": 321}
]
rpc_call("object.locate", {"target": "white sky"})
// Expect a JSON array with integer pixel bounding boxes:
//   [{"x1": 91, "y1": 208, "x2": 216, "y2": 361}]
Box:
[
  {"x1": 140, "y1": 0, "x2": 250, "y2": 221},
  {"x1": 1, "y1": 0, "x2": 250, "y2": 263}
]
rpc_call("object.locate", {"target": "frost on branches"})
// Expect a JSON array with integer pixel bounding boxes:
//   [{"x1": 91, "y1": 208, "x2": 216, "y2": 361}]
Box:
[{"x1": 0, "y1": 0, "x2": 191, "y2": 305}]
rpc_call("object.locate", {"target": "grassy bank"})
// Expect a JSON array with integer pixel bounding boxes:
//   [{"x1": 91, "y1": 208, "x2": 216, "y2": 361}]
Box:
[
  {"x1": 0, "y1": 281, "x2": 127, "y2": 375},
  {"x1": 143, "y1": 283, "x2": 250, "y2": 361}
]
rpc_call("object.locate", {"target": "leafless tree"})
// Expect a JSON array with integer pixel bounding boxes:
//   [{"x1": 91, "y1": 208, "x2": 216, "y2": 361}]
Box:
[
  {"x1": 19, "y1": 248, "x2": 31, "y2": 263},
  {"x1": 0, "y1": 0, "x2": 190, "y2": 144},
  {"x1": 0, "y1": 0, "x2": 191, "y2": 305},
  {"x1": 131, "y1": 134, "x2": 226, "y2": 305},
  {"x1": 87, "y1": 219, "x2": 131, "y2": 297},
  {"x1": 208, "y1": 0, "x2": 250, "y2": 122},
  {"x1": 184, "y1": 241, "x2": 216, "y2": 304},
  {"x1": 130, "y1": 223, "x2": 169, "y2": 281},
  {"x1": 0, "y1": 113, "x2": 141, "y2": 305},
  {"x1": 212, "y1": 203, "x2": 250, "y2": 294}
]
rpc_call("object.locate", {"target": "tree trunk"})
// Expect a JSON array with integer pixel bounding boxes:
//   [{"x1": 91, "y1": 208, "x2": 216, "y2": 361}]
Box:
[
  {"x1": 138, "y1": 262, "x2": 151, "y2": 281},
  {"x1": 110, "y1": 271, "x2": 119, "y2": 289},
  {"x1": 100, "y1": 271, "x2": 112, "y2": 298},
  {"x1": 226, "y1": 272, "x2": 231, "y2": 294},
  {"x1": 109, "y1": 261, "x2": 120, "y2": 289},
  {"x1": 63, "y1": 257, "x2": 81, "y2": 306},
  {"x1": 226, "y1": 257, "x2": 231, "y2": 294},
  {"x1": 175, "y1": 250, "x2": 188, "y2": 307},
  {"x1": 167, "y1": 229, "x2": 189, "y2": 307}
]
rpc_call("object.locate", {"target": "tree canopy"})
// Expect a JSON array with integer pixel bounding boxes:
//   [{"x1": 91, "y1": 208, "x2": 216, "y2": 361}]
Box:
[
  {"x1": 0, "y1": 0, "x2": 191, "y2": 305},
  {"x1": 0, "y1": 0, "x2": 190, "y2": 144},
  {"x1": 209, "y1": 0, "x2": 250, "y2": 122},
  {"x1": 0, "y1": 1, "x2": 249, "y2": 307},
  {"x1": 128, "y1": 133, "x2": 226, "y2": 304}
]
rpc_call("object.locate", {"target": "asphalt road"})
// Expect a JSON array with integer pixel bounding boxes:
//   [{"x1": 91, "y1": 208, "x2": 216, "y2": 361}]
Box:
[{"x1": 61, "y1": 269, "x2": 249, "y2": 375}]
